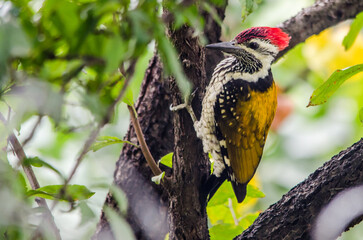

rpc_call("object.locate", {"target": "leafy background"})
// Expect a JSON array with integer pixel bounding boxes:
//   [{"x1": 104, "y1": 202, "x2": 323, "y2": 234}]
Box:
[{"x1": 0, "y1": 0, "x2": 362, "y2": 239}]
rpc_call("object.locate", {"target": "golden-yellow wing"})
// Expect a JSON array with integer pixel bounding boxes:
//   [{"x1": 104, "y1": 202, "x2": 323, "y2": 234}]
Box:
[{"x1": 214, "y1": 76, "x2": 277, "y2": 185}]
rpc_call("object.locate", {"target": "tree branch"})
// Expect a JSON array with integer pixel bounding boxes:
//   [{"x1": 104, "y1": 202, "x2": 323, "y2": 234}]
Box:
[
  {"x1": 127, "y1": 105, "x2": 162, "y2": 177},
  {"x1": 22, "y1": 115, "x2": 42, "y2": 147},
  {"x1": 235, "y1": 138, "x2": 363, "y2": 240},
  {"x1": 0, "y1": 113, "x2": 62, "y2": 240},
  {"x1": 277, "y1": 0, "x2": 363, "y2": 59}
]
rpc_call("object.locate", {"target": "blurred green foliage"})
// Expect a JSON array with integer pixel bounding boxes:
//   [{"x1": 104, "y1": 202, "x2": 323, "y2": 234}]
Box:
[
  {"x1": 27, "y1": 184, "x2": 95, "y2": 201},
  {"x1": 105, "y1": 185, "x2": 134, "y2": 240},
  {"x1": 241, "y1": 0, "x2": 261, "y2": 22},
  {"x1": 90, "y1": 136, "x2": 137, "y2": 152},
  {"x1": 105, "y1": 206, "x2": 135, "y2": 240},
  {"x1": 0, "y1": 0, "x2": 208, "y2": 238},
  {"x1": 24, "y1": 156, "x2": 65, "y2": 179},
  {"x1": 343, "y1": 11, "x2": 363, "y2": 50}
]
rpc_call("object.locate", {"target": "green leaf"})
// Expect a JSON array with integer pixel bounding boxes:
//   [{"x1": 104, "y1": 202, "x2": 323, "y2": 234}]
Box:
[
  {"x1": 202, "y1": 3, "x2": 223, "y2": 27},
  {"x1": 40, "y1": 59, "x2": 83, "y2": 85},
  {"x1": 246, "y1": 184, "x2": 265, "y2": 198},
  {"x1": 209, "y1": 223, "x2": 242, "y2": 240},
  {"x1": 122, "y1": 82, "x2": 135, "y2": 107},
  {"x1": 164, "y1": 233, "x2": 169, "y2": 240},
  {"x1": 239, "y1": 212, "x2": 260, "y2": 229},
  {"x1": 104, "y1": 206, "x2": 136, "y2": 240},
  {"x1": 109, "y1": 185, "x2": 128, "y2": 215},
  {"x1": 343, "y1": 11, "x2": 363, "y2": 50},
  {"x1": 6, "y1": 80, "x2": 63, "y2": 123},
  {"x1": 90, "y1": 136, "x2": 138, "y2": 152},
  {"x1": 79, "y1": 202, "x2": 96, "y2": 226},
  {"x1": 151, "y1": 171, "x2": 165, "y2": 185},
  {"x1": 42, "y1": 0, "x2": 81, "y2": 49},
  {"x1": 128, "y1": 48, "x2": 153, "y2": 102},
  {"x1": 0, "y1": 8, "x2": 31, "y2": 87},
  {"x1": 26, "y1": 190, "x2": 57, "y2": 200},
  {"x1": 24, "y1": 157, "x2": 65, "y2": 180},
  {"x1": 16, "y1": 172, "x2": 28, "y2": 196},
  {"x1": 27, "y1": 184, "x2": 95, "y2": 201},
  {"x1": 157, "y1": 34, "x2": 191, "y2": 98},
  {"x1": 159, "y1": 152, "x2": 173, "y2": 168},
  {"x1": 359, "y1": 107, "x2": 363, "y2": 124},
  {"x1": 103, "y1": 34, "x2": 127, "y2": 73},
  {"x1": 63, "y1": 185, "x2": 94, "y2": 201},
  {"x1": 0, "y1": 15, "x2": 31, "y2": 58},
  {"x1": 25, "y1": 158, "x2": 42, "y2": 167},
  {"x1": 207, "y1": 182, "x2": 263, "y2": 207},
  {"x1": 241, "y1": 0, "x2": 261, "y2": 22},
  {"x1": 208, "y1": 181, "x2": 235, "y2": 207},
  {"x1": 308, "y1": 64, "x2": 363, "y2": 107},
  {"x1": 207, "y1": 204, "x2": 234, "y2": 226}
]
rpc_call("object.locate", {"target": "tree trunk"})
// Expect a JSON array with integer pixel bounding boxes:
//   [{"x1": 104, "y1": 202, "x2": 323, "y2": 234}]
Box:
[
  {"x1": 93, "y1": 55, "x2": 172, "y2": 240},
  {"x1": 166, "y1": 23, "x2": 210, "y2": 239}
]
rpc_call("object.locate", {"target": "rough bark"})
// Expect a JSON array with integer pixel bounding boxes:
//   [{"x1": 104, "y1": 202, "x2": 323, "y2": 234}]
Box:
[
  {"x1": 93, "y1": 55, "x2": 172, "y2": 240},
  {"x1": 94, "y1": 0, "x2": 363, "y2": 239},
  {"x1": 164, "y1": 3, "x2": 229, "y2": 238},
  {"x1": 167, "y1": 24, "x2": 210, "y2": 239},
  {"x1": 235, "y1": 138, "x2": 363, "y2": 240}
]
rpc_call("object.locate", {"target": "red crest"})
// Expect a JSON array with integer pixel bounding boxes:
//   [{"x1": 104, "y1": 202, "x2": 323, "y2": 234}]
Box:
[{"x1": 235, "y1": 27, "x2": 290, "y2": 51}]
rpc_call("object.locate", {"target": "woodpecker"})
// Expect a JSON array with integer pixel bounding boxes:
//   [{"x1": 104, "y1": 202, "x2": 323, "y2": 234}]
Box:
[{"x1": 172, "y1": 27, "x2": 290, "y2": 203}]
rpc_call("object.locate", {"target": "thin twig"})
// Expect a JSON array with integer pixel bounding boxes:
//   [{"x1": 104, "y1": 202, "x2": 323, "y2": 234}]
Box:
[
  {"x1": 42, "y1": 53, "x2": 106, "y2": 66},
  {"x1": 0, "y1": 113, "x2": 62, "y2": 240},
  {"x1": 22, "y1": 115, "x2": 43, "y2": 147},
  {"x1": 228, "y1": 198, "x2": 239, "y2": 226},
  {"x1": 63, "y1": 125, "x2": 102, "y2": 187},
  {"x1": 127, "y1": 105, "x2": 162, "y2": 176},
  {"x1": 51, "y1": 68, "x2": 134, "y2": 212},
  {"x1": 64, "y1": 73, "x2": 132, "y2": 185}
]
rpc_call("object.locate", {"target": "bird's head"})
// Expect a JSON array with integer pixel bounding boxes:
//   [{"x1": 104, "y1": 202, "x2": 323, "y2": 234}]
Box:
[{"x1": 206, "y1": 27, "x2": 290, "y2": 60}]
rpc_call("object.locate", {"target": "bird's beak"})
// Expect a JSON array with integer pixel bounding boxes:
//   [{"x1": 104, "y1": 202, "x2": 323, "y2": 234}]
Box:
[{"x1": 206, "y1": 41, "x2": 240, "y2": 54}]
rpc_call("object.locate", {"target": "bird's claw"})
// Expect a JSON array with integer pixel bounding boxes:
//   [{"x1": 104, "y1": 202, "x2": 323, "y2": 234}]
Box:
[
  {"x1": 187, "y1": 87, "x2": 198, "y2": 105},
  {"x1": 170, "y1": 103, "x2": 188, "y2": 112},
  {"x1": 170, "y1": 88, "x2": 199, "y2": 124},
  {"x1": 169, "y1": 88, "x2": 199, "y2": 112}
]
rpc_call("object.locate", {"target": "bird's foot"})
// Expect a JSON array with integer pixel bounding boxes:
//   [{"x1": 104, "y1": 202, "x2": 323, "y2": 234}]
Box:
[
  {"x1": 170, "y1": 88, "x2": 198, "y2": 123},
  {"x1": 169, "y1": 102, "x2": 189, "y2": 112},
  {"x1": 170, "y1": 88, "x2": 198, "y2": 111}
]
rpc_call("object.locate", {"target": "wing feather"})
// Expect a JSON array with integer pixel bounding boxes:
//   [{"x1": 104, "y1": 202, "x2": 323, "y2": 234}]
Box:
[{"x1": 215, "y1": 78, "x2": 277, "y2": 184}]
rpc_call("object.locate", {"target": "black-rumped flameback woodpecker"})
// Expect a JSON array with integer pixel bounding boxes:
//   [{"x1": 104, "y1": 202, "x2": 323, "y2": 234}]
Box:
[{"x1": 172, "y1": 27, "x2": 290, "y2": 203}]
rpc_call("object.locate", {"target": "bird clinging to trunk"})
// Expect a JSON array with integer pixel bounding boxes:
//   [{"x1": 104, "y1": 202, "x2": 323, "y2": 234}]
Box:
[{"x1": 172, "y1": 27, "x2": 290, "y2": 203}]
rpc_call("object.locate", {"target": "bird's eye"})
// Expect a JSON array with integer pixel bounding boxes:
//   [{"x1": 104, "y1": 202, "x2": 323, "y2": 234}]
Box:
[{"x1": 248, "y1": 42, "x2": 259, "y2": 50}]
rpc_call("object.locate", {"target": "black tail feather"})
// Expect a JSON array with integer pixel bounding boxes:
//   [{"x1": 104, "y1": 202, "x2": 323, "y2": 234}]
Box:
[
  {"x1": 200, "y1": 171, "x2": 247, "y2": 207},
  {"x1": 200, "y1": 171, "x2": 228, "y2": 207},
  {"x1": 207, "y1": 175, "x2": 226, "y2": 202},
  {"x1": 231, "y1": 181, "x2": 247, "y2": 203}
]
